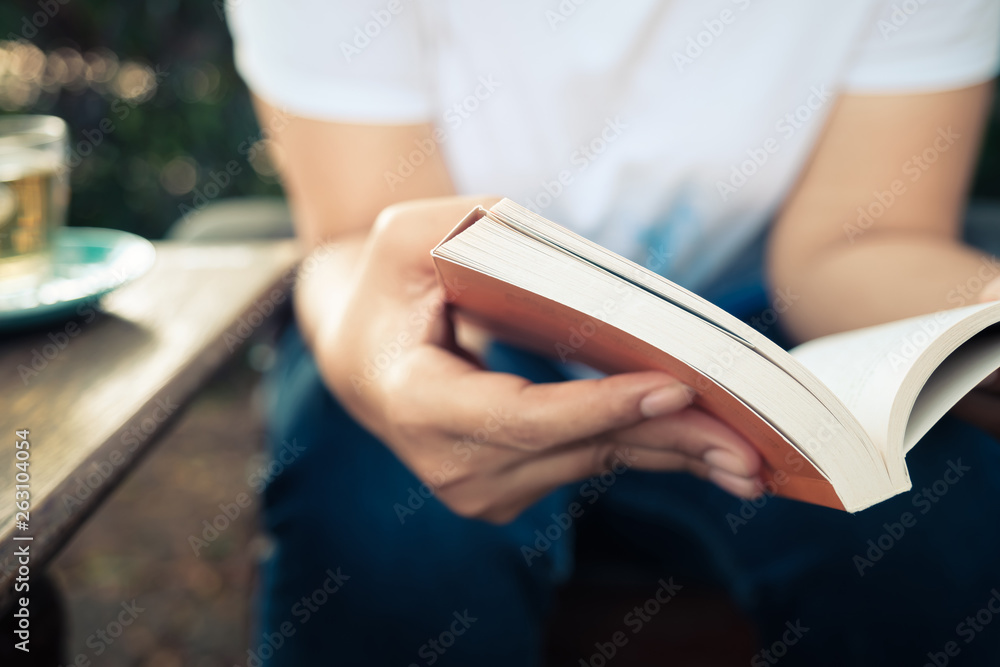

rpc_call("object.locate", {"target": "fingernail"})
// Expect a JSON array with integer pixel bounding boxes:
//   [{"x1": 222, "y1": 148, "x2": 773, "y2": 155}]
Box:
[
  {"x1": 703, "y1": 449, "x2": 753, "y2": 477},
  {"x1": 639, "y1": 384, "x2": 695, "y2": 418}
]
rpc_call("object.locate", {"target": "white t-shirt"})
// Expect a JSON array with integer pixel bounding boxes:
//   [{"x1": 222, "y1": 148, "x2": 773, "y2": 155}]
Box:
[{"x1": 227, "y1": 0, "x2": 999, "y2": 292}]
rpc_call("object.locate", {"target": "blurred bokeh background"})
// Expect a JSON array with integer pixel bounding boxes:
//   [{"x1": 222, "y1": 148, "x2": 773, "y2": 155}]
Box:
[
  {"x1": 0, "y1": 0, "x2": 282, "y2": 242},
  {"x1": 1, "y1": 0, "x2": 999, "y2": 243},
  {"x1": 1, "y1": 2, "x2": 284, "y2": 665},
  {"x1": 2, "y1": 1, "x2": 999, "y2": 665}
]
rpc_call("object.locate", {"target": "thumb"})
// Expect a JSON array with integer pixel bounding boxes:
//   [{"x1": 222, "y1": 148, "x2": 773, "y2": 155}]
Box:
[{"x1": 405, "y1": 346, "x2": 696, "y2": 449}]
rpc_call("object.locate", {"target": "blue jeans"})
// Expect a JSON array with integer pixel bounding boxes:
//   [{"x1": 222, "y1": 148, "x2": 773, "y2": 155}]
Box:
[{"x1": 255, "y1": 319, "x2": 1000, "y2": 666}]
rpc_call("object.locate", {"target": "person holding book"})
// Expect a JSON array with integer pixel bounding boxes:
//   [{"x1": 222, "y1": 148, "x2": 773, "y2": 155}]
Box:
[{"x1": 227, "y1": 1, "x2": 1000, "y2": 664}]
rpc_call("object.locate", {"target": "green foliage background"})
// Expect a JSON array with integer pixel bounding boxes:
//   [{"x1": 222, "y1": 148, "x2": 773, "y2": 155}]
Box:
[
  {"x1": 0, "y1": 0, "x2": 997, "y2": 242},
  {"x1": 0, "y1": 0, "x2": 280, "y2": 240}
]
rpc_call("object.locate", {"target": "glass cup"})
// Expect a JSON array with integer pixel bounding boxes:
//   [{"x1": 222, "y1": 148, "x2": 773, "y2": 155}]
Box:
[{"x1": 0, "y1": 115, "x2": 69, "y2": 295}]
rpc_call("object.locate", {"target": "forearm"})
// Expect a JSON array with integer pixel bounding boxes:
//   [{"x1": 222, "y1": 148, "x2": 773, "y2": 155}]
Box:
[
  {"x1": 248, "y1": 97, "x2": 457, "y2": 352},
  {"x1": 766, "y1": 84, "x2": 995, "y2": 343},
  {"x1": 774, "y1": 231, "x2": 996, "y2": 341}
]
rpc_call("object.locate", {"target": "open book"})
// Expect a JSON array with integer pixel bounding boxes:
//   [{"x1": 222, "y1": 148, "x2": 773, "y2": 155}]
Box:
[{"x1": 431, "y1": 199, "x2": 1000, "y2": 512}]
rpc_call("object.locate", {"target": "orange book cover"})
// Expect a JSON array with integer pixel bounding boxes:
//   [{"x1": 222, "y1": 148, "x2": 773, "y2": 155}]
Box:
[{"x1": 432, "y1": 207, "x2": 844, "y2": 511}]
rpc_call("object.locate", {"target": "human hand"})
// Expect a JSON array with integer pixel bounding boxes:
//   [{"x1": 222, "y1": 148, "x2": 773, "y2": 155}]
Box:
[{"x1": 317, "y1": 196, "x2": 763, "y2": 523}]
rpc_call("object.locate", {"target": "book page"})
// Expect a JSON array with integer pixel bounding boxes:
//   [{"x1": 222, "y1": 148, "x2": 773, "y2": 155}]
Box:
[
  {"x1": 903, "y1": 330, "x2": 1000, "y2": 450},
  {"x1": 488, "y1": 199, "x2": 878, "y2": 462},
  {"x1": 434, "y1": 213, "x2": 908, "y2": 511},
  {"x1": 434, "y1": 254, "x2": 847, "y2": 510},
  {"x1": 790, "y1": 303, "x2": 1000, "y2": 483}
]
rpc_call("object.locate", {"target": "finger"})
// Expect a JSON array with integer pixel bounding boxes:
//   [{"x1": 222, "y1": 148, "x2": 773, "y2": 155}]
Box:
[
  {"x1": 614, "y1": 446, "x2": 763, "y2": 499},
  {"x1": 606, "y1": 407, "x2": 762, "y2": 477},
  {"x1": 708, "y1": 468, "x2": 765, "y2": 499},
  {"x1": 473, "y1": 440, "x2": 760, "y2": 524},
  {"x1": 459, "y1": 444, "x2": 699, "y2": 523},
  {"x1": 497, "y1": 424, "x2": 760, "y2": 516},
  {"x1": 369, "y1": 195, "x2": 502, "y2": 271},
  {"x1": 395, "y1": 346, "x2": 695, "y2": 450}
]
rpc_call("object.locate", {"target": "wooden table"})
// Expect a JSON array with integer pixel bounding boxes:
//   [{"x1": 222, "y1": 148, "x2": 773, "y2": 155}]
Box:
[{"x1": 0, "y1": 240, "x2": 299, "y2": 612}]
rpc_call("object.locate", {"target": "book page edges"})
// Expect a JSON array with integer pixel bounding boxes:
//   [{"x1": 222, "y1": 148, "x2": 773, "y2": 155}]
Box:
[
  {"x1": 433, "y1": 255, "x2": 847, "y2": 511},
  {"x1": 434, "y1": 206, "x2": 489, "y2": 249}
]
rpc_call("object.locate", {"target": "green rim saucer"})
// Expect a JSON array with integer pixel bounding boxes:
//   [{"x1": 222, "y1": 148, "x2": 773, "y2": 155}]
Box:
[{"x1": 0, "y1": 227, "x2": 156, "y2": 333}]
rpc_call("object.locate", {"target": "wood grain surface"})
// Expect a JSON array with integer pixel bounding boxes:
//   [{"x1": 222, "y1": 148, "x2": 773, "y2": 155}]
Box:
[{"x1": 0, "y1": 240, "x2": 299, "y2": 611}]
